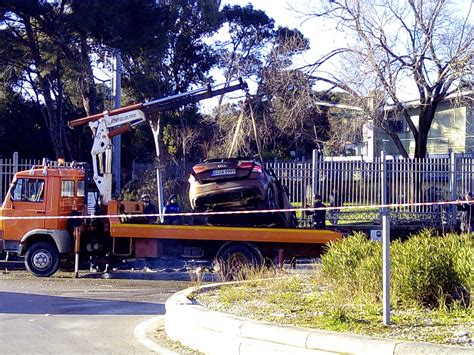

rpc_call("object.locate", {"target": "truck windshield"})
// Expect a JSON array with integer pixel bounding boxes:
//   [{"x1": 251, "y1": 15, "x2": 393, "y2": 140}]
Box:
[{"x1": 11, "y1": 178, "x2": 45, "y2": 203}]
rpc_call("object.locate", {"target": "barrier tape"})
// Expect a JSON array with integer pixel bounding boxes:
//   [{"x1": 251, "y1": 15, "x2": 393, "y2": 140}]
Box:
[{"x1": 0, "y1": 199, "x2": 471, "y2": 221}]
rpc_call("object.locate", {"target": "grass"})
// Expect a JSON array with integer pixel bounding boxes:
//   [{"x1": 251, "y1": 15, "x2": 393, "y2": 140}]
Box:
[
  {"x1": 196, "y1": 272, "x2": 473, "y2": 346},
  {"x1": 195, "y1": 232, "x2": 473, "y2": 347}
]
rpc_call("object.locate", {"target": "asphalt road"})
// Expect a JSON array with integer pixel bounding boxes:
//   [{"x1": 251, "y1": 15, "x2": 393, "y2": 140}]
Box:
[{"x1": 0, "y1": 270, "x2": 193, "y2": 354}]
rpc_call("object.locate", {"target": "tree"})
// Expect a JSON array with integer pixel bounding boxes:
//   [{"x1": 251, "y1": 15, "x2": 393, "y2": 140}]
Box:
[
  {"x1": 256, "y1": 28, "x2": 329, "y2": 157},
  {"x1": 216, "y1": 4, "x2": 275, "y2": 104},
  {"x1": 0, "y1": 89, "x2": 52, "y2": 158},
  {"x1": 304, "y1": 0, "x2": 473, "y2": 158},
  {"x1": 0, "y1": 1, "x2": 73, "y2": 158},
  {"x1": 119, "y1": 0, "x2": 222, "y2": 167},
  {"x1": 205, "y1": 28, "x2": 332, "y2": 159},
  {"x1": 0, "y1": 0, "x2": 178, "y2": 161}
]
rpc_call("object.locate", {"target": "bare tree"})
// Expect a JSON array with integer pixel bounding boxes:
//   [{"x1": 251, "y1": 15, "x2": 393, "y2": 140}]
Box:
[
  {"x1": 256, "y1": 29, "x2": 331, "y2": 156},
  {"x1": 304, "y1": 0, "x2": 473, "y2": 158},
  {"x1": 205, "y1": 29, "x2": 333, "y2": 159}
]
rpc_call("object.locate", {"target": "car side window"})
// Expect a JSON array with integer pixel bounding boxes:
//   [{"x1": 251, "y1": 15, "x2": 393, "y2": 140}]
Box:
[
  {"x1": 11, "y1": 178, "x2": 45, "y2": 202},
  {"x1": 61, "y1": 180, "x2": 75, "y2": 197}
]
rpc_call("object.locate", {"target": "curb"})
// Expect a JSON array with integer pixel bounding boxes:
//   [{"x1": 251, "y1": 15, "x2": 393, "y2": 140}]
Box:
[
  {"x1": 164, "y1": 283, "x2": 474, "y2": 355},
  {"x1": 134, "y1": 316, "x2": 178, "y2": 355}
]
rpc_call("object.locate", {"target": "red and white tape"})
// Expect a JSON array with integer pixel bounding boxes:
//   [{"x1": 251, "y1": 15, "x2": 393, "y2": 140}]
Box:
[{"x1": 0, "y1": 199, "x2": 471, "y2": 221}]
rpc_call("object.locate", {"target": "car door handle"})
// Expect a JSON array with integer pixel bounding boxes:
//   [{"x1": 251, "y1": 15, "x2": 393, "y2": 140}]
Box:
[{"x1": 36, "y1": 211, "x2": 46, "y2": 214}]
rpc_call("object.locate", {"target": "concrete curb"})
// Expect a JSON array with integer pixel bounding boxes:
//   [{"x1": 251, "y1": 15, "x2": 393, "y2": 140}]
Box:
[
  {"x1": 165, "y1": 282, "x2": 474, "y2": 355},
  {"x1": 135, "y1": 316, "x2": 178, "y2": 355}
]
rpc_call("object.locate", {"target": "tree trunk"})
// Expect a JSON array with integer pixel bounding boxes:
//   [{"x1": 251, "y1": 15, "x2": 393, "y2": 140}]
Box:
[
  {"x1": 23, "y1": 15, "x2": 65, "y2": 159},
  {"x1": 39, "y1": 76, "x2": 65, "y2": 159},
  {"x1": 414, "y1": 102, "x2": 439, "y2": 158},
  {"x1": 79, "y1": 36, "x2": 98, "y2": 116},
  {"x1": 149, "y1": 117, "x2": 162, "y2": 160},
  {"x1": 387, "y1": 130, "x2": 409, "y2": 158}
]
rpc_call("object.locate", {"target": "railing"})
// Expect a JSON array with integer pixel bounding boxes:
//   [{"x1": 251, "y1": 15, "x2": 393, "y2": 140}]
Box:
[
  {"x1": 5, "y1": 152, "x2": 473, "y2": 230},
  {"x1": 312, "y1": 152, "x2": 473, "y2": 228},
  {"x1": 0, "y1": 153, "x2": 41, "y2": 204}
]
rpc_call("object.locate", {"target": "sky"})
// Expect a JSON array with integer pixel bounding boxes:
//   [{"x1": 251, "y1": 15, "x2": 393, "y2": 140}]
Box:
[
  {"x1": 221, "y1": 0, "x2": 343, "y2": 64},
  {"x1": 204, "y1": 0, "x2": 473, "y2": 109},
  {"x1": 222, "y1": 0, "x2": 473, "y2": 64},
  {"x1": 200, "y1": 0, "x2": 344, "y2": 111}
]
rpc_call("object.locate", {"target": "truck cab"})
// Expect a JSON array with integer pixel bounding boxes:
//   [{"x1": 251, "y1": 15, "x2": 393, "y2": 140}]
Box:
[{"x1": 0, "y1": 161, "x2": 86, "y2": 276}]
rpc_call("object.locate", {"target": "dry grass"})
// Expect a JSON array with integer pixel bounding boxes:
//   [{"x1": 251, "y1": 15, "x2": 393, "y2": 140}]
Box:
[{"x1": 195, "y1": 267, "x2": 473, "y2": 347}]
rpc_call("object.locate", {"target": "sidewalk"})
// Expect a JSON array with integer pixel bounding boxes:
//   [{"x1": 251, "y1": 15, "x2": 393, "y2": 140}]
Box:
[{"x1": 139, "y1": 283, "x2": 474, "y2": 355}]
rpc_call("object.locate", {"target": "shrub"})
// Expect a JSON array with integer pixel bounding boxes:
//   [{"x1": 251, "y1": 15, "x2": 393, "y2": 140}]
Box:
[
  {"x1": 321, "y1": 230, "x2": 472, "y2": 309},
  {"x1": 391, "y1": 230, "x2": 472, "y2": 308},
  {"x1": 321, "y1": 232, "x2": 381, "y2": 299}
]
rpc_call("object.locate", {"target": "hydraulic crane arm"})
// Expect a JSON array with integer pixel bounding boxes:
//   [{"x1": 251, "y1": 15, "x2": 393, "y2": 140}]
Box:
[
  {"x1": 69, "y1": 78, "x2": 248, "y2": 203},
  {"x1": 69, "y1": 78, "x2": 247, "y2": 129}
]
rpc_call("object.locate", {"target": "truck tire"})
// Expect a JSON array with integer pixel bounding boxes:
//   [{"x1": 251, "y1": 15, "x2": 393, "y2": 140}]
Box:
[
  {"x1": 25, "y1": 241, "x2": 60, "y2": 277},
  {"x1": 218, "y1": 243, "x2": 263, "y2": 281}
]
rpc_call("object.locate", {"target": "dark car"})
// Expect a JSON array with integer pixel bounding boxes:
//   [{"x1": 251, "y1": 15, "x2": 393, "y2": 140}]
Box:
[{"x1": 188, "y1": 158, "x2": 296, "y2": 227}]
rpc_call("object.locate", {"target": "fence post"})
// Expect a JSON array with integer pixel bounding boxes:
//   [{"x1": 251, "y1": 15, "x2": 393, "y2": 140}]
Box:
[
  {"x1": 381, "y1": 151, "x2": 391, "y2": 325},
  {"x1": 13, "y1": 152, "x2": 19, "y2": 174},
  {"x1": 312, "y1": 149, "x2": 318, "y2": 201},
  {"x1": 449, "y1": 152, "x2": 457, "y2": 228}
]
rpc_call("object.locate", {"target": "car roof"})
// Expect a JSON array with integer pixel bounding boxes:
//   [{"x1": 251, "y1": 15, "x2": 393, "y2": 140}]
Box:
[{"x1": 202, "y1": 157, "x2": 261, "y2": 163}]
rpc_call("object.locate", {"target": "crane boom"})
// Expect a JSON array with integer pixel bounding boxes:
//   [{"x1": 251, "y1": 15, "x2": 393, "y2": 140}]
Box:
[{"x1": 69, "y1": 78, "x2": 248, "y2": 203}]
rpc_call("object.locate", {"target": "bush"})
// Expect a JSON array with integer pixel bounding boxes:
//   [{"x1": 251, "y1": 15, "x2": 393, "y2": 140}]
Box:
[
  {"x1": 321, "y1": 232, "x2": 381, "y2": 299},
  {"x1": 391, "y1": 230, "x2": 472, "y2": 307},
  {"x1": 321, "y1": 230, "x2": 472, "y2": 308}
]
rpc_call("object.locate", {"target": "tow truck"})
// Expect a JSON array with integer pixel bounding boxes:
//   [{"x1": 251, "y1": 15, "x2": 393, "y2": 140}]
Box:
[{"x1": 0, "y1": 79, "x2": 342, "y2": 277}]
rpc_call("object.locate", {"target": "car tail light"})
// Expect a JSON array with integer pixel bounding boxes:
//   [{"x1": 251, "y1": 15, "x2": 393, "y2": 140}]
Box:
[
  {"x1": 237, "y1": 161, "x2": 253, "y2": 169},
  {"x1": 192, "y1": 165, "x2": 208, "y2": 174},
  {"x1": 252, "y1": 165, "x2": 263, "y2": 173}
]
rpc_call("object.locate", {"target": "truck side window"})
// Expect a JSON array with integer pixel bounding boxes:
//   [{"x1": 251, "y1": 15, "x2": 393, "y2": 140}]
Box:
[
  {"x1": 77, "y1": 180, "x2": 85, "y2": 197},
  {"x1": 11, "y1": 178, "x2": 45, "y2": 202},
  {"x1": 61, "y1": 180, "x2": 75, "y2": 197}
]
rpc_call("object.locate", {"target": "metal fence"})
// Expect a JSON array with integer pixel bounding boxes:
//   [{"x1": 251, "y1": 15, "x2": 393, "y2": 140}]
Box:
[
  {"x1": 4, "y1": 152, "x2": 473, "y2": 229},
  {"x1": 0, "y1": 153, "x2": 41, "y2": 204},
  {"x1": 266, "y1": 160, "x2": 312, "y2": 206},
  {"x1": 312, "y1": 152, "x2": 474, "y2": 228}
]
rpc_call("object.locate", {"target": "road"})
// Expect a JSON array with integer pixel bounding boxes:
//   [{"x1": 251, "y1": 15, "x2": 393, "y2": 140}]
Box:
[{"x1": 0, "y1": 270, "x2": 193, "y2": 354}]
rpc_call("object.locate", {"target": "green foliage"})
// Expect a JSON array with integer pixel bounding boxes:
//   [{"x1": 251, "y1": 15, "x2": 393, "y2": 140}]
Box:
[
  {"x1": 0, "y1": 93, "x2": 53, "y2": 158},
  {"x1": 391, "y1": 230, "x2": 473, "y2": 307},
  {"x1": 321, "y1": 231, "x2": 473, "y2": 309},
  {"x1": 321, "y1": 232, "x2": 381, "y2": 298}
]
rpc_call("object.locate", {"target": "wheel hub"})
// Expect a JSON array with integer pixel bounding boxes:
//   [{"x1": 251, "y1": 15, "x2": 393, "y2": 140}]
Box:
[{"x1": 32, "y1": 250, "x2": 52, "y2": 270}]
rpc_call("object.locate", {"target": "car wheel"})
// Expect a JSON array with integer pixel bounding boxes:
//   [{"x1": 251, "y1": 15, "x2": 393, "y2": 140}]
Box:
[
  {"x1": 266, "y1": 187, "x2": 278, "y2": 210},
  {"x1": 25, "y1": 241, "x2": 60, "y2": 277}
]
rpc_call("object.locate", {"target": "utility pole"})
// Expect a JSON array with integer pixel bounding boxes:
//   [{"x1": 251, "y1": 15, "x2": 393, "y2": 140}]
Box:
[{"x1": 112, "y1": 51, "x2": 122, "y2": 195}]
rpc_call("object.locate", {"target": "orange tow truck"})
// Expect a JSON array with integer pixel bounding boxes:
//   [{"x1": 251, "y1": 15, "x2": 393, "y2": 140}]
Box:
[{"x1": 0, "y1": 80, "x2": 342, "y2": 277}]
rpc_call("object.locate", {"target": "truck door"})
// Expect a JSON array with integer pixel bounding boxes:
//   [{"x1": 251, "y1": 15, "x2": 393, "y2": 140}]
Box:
[{"x1": 3, "y1": 178, "x2": 46, "y2": 241}]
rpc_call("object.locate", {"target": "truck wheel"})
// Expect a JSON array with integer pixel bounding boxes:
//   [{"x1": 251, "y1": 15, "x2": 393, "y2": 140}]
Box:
[
  {"x1": 25, "y1": 241, "x2": 60, "y2": 277},
  {"x1": 218, "y1": 243, "x2": 263, "y2": 281}
]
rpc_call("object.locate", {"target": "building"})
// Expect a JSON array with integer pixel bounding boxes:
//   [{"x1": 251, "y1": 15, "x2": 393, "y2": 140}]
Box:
[{"x1": 362, "y1": 91, "x2": 473, "y2": 160}]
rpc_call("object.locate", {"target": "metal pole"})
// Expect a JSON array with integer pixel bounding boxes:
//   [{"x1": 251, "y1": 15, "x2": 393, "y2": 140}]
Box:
[
  {"x1": 112, "y1": 51, "x2": 122, "y2": 195},
  {"x1": 381, "y1": 151, "x2": 391, "y2": 325},
  {"x1": 73, "y1": 226, "x2": 81, "y2": 278},
  {"x1": 312, "y1": 149, "x2": 318, "y2": 201},
  {"x1": 156, "y1": 168, "x2": 164, "y2": 223},
  {"x1": 449, "y1": 151, "x2": 457, "y2": 229}
]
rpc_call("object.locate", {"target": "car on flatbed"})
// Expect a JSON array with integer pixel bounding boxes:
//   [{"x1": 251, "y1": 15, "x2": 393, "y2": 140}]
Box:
[{"x1": 188, "y1": 158, "x2": 296, "y2": 227}]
